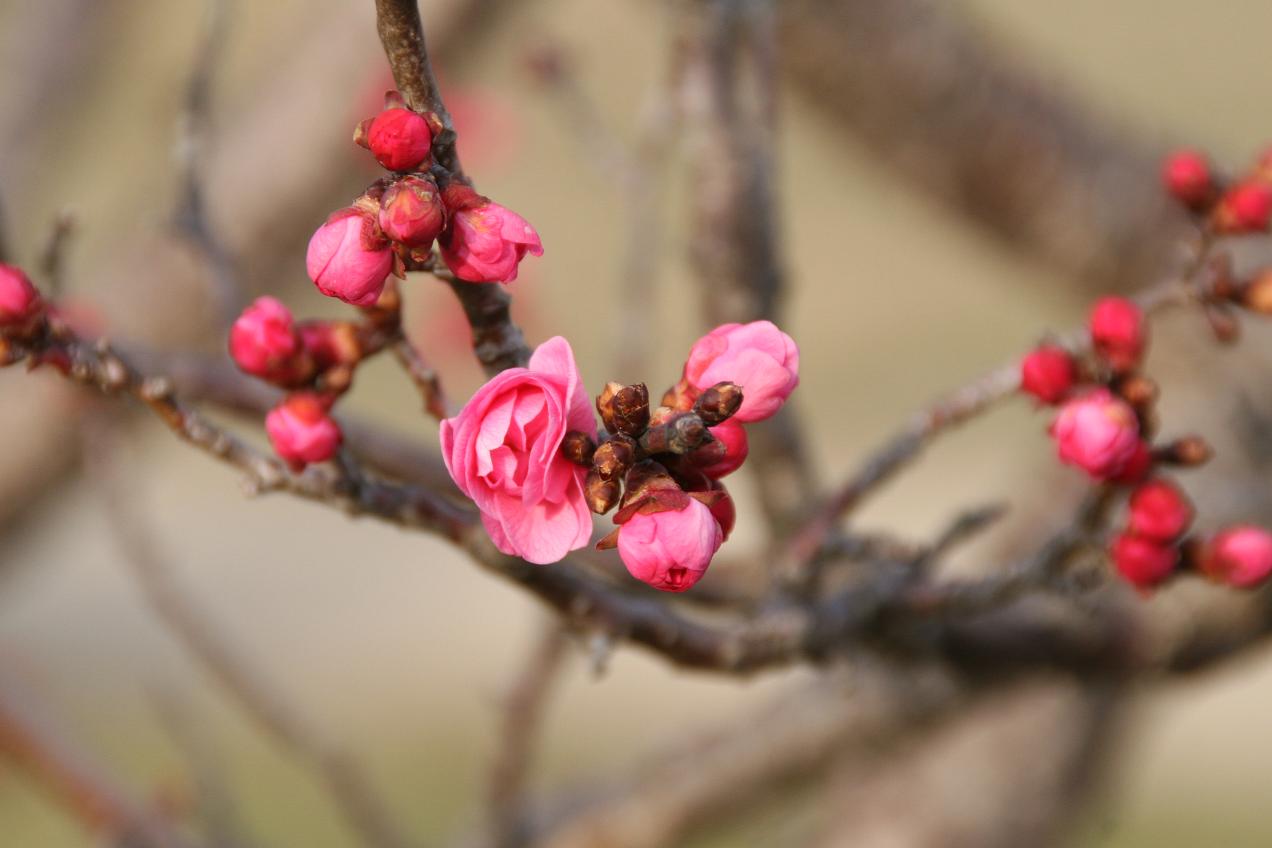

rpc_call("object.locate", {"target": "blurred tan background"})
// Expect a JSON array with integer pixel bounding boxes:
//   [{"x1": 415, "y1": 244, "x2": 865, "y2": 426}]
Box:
[{"x1": 3, "y1": 0, "x2": 1272, "y2": 845}]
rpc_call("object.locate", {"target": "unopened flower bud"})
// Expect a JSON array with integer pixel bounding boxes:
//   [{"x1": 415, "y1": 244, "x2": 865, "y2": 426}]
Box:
[
  {"x1": 266, "y1": 393, "x2": 342, "y2": 470},
  {"x1": 228, "y1": 297, "x2": 312, "y2": 386},
  {"x1": 585, "y1": 468, "x2": 621, "y2": 514},
  {"x1": 1214, "y1": 181, "x2": 1272, "y2": 234},
  {"x1": 1089, "y1": 296, "x2": 1147, "y2": 372},
  {"x1": 299, "y1": 321, "x2": 362, "y2": 370},
  {"x1": 1110, "y1": 533, "x2": 1178, "y2": 591},
  {"x1": 693, "y1": 381, "x2": 744, "y2": 425},
  {"x1": 561, "y1": 430, "x2": 596, "y2": 466},
  {"x1": 1200, "y1": 525, "x2": 1272, "y2": 588},
  {"x1": 1161, "y1": 149, "x2": 1213, "y2": 209},
  {"x1": 378, "y1": 175, "x2": 446, "y2": 248},
  {"x1": 1050, "y1": 389, "x2": 1141, "y2": 480},
  {"x1": 639, "y1": 412, "x2": 709, "y2": 456},
  {"x1": 1019, "y1": 346, "x2": 1076, "y2": 404},
  {"x1": 596, "y1": 382, "x2": 650, "y2": 436},
  {"x1": 592, "y1": 435, "x2": 637, "y2": 481},
  {"x1": 440, "y1": 185, "x2": 543, "y2": 283},
  {"x1": 1127, "y1": 478, "x2": 1193, "y2": 542},
  {"x1": 616, "y1": 498, "x2": 723, "y2": 592},
  {"x1": 683, "y1": 321, "x2": 798, "y2": 423},
  {"x1": 0, "y1": 263, "x2": 42, "y2": 329},
  {"x1": 1155, "y1": 435, "x2": 1212, "y2": 467},
  {"x1": 360, "y1": 106, "x2": 433, "y2": 172},
  {"x1": 687, "y1": 419, "x2": 748, "y2": 479},
  {"x1": 306, "y1": 209, "x2": 393, "y2": 306}
]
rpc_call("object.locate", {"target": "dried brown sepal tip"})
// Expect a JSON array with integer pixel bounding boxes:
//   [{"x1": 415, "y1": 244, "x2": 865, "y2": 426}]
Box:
[
  {"x1": 585, "y1": 469, "x2": 621, "y2": 516},
  {"x1": 693, "y1": 381, "x2": 743, "y2": 426},
  {"x1": 1240, "y1": 269, "x2": 1272, "y2": 315},
  {"x1": 1154, "y1": 436, "x2": 1213, "y2": 467},
  {"x1": 560, "y1": 430, "x2": 597, "y2": 466},
  {"x1": 596, "y1": 382, "x2": 650, "y2": 436},
  {"x1": 592, "y1": 434, "x2": 637, "y2": 481},
  {"x1": 638, "y1": 413, "x2": 710, "y2": 456},
  {"x1": 1116, "y1": 374, "x2": 1158, "y2": 410},
  {"x1": 1204, "y1": 303, "x2": 1241, "y2": 344}
]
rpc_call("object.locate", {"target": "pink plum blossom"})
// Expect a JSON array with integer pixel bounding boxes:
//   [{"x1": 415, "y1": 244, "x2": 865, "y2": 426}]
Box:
[
  {"x1": 683, "y1": 321, "x2": 799, "y2": 423},
  {"x1": 440, "y1": 185, "x2": 542, "y2": 283},
  {"x1": 306, "y1": 209, "x2": 393, "y2": 306},
  {"x1": 617, "y1": 498, "x2": 723, "y2": 592},
  {"x1": 439, "y1": 336, "x2": 595, "y2": 564}
]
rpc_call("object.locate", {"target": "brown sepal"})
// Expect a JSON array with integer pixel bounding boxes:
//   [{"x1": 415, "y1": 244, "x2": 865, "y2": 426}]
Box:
[
  {"x1": 693, "y1": 382, "x2": 743, "y2": 426},
  {"x1": 596, "y1": 527, "x2": 621, "y2": 550}
]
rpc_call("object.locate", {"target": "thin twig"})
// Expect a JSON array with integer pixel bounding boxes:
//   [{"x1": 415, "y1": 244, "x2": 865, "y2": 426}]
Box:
[
  {"x1": 173, "y1": 0, "x2": 242, "y2": 329},
  {"x1": 1, "y1": 326, "x2": 472, "y2": 539},
  {"x1": 486, "y1": 620, "x2": 571, "y2": 848},
  {"x1": 38, "y1": 209, "x2": 75, "y2": 297},
  {"x1": 392, "y1": 336, "x2": 449, "y2": 420},
  {"x1": 85, "y1": 424, "x2": 418, "y2": 848},
  {"x1": 783, "y1": 260, "x2": 1208, "y2": 572},
  {"x1": 150, "y1": 684, "x2": 257, "y2": 848},
  {"x1": 0, "y1": 665, "x2": 199, "y2": 848}
]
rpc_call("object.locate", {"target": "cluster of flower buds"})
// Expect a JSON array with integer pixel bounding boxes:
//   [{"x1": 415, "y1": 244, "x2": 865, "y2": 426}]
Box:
[
  {"x1": 305, "y1": 91, "x2": 542, "y2": 308},
  {"x1": 228, "y1": 293, "x2": 408, "y2": 470},
  {"x1": 1015, "y1": 145, "x2": 1272, "y2": 592},
  {"x1": 580, "y1": 321, "x2": 798, "y2": 591},
  {"x1": 439, "y1": 321, "x2": 798, "y2": 591},
  {"x1": 1161, "y1": 148, "x2": 1272, "y2": 233}
]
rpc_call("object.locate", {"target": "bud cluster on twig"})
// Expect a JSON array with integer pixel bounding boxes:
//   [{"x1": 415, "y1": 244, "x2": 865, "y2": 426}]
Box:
[{"x1": 1014, "y1": 144, "x2": 1272, "y2": 593}]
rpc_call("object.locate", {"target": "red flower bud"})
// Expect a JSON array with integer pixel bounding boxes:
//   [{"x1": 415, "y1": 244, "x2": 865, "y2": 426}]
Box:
[
  {"x1": 1127, "y1": 478, "x2": 1192, "y2": 542},
  {"x1": 1200, "y1": 525, "x2": 1272, "y2": 588},
  {"x1": 1110, "y1": 533, "x2": 1177, "y2": 591},
  {"x1": 228, "y1": 297, "x2": 312, "y2": 386},
  {"x1": 363, "y1": 107, "x2": 433, "y2": 172},
  {"x1": 378, "y1": 176, "x2": 446, "y2": 248},
  {"x1": 1161, "y1": 149, "x2": 1212, "y2": 208},
  {"x1": 1089, "y1": 296, "x2": 1146, "y2": 372},
  {"x1": 265, "y1": 393, "x2": 342, "y2": 471},
  {"x1": 1050, "y1": 389, "x2": 1140, "y2": 480},
  {"x1": 1214, "y1": 181, "x2": 1272, "y2": 234},
  {"x1": 1019, "y1": 345, "x2": 1076, "y2": 404},
  {"x1": 0, "y1": 263, "x2": 42, "y2": 328}
]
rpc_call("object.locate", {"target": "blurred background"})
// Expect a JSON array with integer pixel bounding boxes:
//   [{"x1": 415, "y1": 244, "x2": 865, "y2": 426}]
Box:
[{"x1": 3, "y1": 0, "x2": 1272, "y2": 845}]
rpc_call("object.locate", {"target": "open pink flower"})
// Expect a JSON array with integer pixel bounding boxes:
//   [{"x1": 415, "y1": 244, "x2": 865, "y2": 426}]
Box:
[
  {"x1": 440, "y1": 337, "x2": 595, "y2": 564},
  {"x1": 683, "y1": 321, "x2": 799, "y2": 423},
  {"x1": 305, "y1": 209, "x2": 393, "y2": 306},
  {"x1": 440, "y1": 185, "x2": 542, "y2": 283},
  {"x1": 617, "y1": 498, "x2": 723, "y2": 592},
  {"x1": 1050, "y1": 389, "x2": 1140, "y2": 480}
]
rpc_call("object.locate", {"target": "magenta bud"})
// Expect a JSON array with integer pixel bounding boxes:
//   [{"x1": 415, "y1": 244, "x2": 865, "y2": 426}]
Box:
[
  {"x1": 306, "y1": 209, "x2": 393, "y2": 306},
  {"x1": 266, "y1": 393, "x2": 342, "y2": 470}
]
